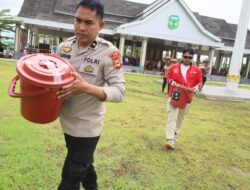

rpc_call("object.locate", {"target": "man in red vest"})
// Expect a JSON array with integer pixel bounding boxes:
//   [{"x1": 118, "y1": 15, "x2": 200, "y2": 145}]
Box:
[{"x1": 165, "y1": 48, "x2": 203, "y2": 149}]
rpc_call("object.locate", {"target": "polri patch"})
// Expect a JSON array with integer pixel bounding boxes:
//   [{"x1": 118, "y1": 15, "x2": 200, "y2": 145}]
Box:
[{"x1": 109, "y1": 51, "x2": 122, "y2": 69}]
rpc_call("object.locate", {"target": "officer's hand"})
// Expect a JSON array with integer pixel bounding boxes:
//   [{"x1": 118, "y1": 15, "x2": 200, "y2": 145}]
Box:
[{"x1": 57, "y1": 72, "x2": 89, "y2": 99}]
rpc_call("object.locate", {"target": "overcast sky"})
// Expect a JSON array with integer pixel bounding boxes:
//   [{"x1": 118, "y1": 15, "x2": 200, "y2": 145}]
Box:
[{"x1": 0, "y1": 0, "x2": 246, "y2": 27}]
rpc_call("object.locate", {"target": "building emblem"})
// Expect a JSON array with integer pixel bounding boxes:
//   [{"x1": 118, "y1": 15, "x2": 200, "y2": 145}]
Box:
[{"x1": 168, "y1": 15, "x2": 179, "y2": 30}]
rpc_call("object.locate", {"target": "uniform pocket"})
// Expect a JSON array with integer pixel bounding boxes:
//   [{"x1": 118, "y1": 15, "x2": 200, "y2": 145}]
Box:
[{"x1": 79, "y1": 63, "x2": 99, "y2": 84}]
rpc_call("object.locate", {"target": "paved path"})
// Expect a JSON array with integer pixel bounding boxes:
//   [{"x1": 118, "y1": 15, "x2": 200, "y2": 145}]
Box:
[
  {"x1": 201, "y1": 85, "x2": 250, "y2": 101},
  {"x1": 0, "y1": 58, "x2": 18, "y2": 62}
]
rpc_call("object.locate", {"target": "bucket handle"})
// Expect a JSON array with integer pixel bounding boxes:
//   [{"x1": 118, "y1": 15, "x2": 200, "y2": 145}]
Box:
[
  {"x1": 175, "y1": 84, "x2": 194, "y2": 92},
  {"x1": 8, "y1": 75, "x2": 50, "y2": 98}
]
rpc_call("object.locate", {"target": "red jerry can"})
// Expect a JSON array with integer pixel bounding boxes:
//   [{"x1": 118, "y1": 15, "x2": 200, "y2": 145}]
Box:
[
  {"x1": 8, "y1": 53, "x2": 75, "y2": 124},
  {"x1": 170, "y1": 84, "x2": 194, "y2": 109}
]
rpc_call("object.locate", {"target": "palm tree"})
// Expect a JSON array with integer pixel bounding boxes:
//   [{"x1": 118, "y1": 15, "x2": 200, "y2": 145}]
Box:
[
  {"x1": 0, "y1": 9, "x2": 21, "y2": 49},
  {"x1": 0, "y1": 9, "x2": 21, "y2": 33}
]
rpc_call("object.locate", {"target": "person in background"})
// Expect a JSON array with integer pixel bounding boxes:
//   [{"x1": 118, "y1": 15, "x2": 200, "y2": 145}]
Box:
[
  {"x1": 170, "y1": 58, "x2": 177, "y2": 64},
  {"x1": 23, "y1": 48, "x2": 28, "y2": 56},
  {"x1": 165, "y1": 48, "x2": 202, "y2": 150},
  {"x1": 199, "y1": 59, "x2": 210, "y2": 88},
  {"x1": 157, "y1": 59, "x2": 162, "y2": 71},
  {"x1": 161, "y1": 56, "x2": 171, "y2": 93},
  {"x1": 56, "y1": 0, "x2": 125, "y2": 189}
]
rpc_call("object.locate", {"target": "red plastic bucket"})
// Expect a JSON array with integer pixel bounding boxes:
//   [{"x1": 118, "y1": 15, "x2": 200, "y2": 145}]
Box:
[
  {"x1": 170, "y1": 84, "x2": 194, "y2": 109},
  {"x1": 8, "y1": 53, "x2": 75, "y2": 124}
]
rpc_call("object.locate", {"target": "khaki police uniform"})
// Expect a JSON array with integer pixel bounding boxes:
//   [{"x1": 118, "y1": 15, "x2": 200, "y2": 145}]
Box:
[{"x1": 56, "y1": 36, "x2": 125, "y2": 138}]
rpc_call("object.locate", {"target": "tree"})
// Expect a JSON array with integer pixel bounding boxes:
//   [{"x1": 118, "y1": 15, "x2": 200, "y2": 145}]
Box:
[
  {"x1": 0, "y1": 9, "x2": 21, "y2": 33},
  {"x1": 0, "y1": 9, "x2": 21, "y2": 51}
]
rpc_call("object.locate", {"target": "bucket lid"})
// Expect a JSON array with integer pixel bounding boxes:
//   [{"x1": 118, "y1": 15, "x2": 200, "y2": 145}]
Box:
[{"x1": 16, "y1": 53, "x2": 75, "y2": 88}]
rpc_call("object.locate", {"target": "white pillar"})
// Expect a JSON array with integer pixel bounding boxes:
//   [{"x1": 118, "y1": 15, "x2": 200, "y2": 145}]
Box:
[
  {"x1": 32, "y1": 32, "x2": 36, "y2": 47},
  {"x1": 27, "y1": 29, "x2": 31, "y2": 47},
  {"x1": 171, "y1": 48, "x2": 176, "y2": 58},
  {"x1": 30, "y1": 32, "x2": 34, "y2": 47},
  {"x1": 246, "y1": 58, "x2": 250, "y2": 79},
  {"x1": 113, "y1": 40, "x2": 118, "y2": 47},
  {"x1": 14, "y1": 26, "x2": 20, "y2": 52},
  {"x1": 119, "y1": 35, "x2": 125, "y2": 59},
  {"x1": 219, "y1": 56, "x2": 224, "y2": 72},
  {"x1": 209, "y1": 48, "x2": 215, "y2": 74},
  {"x1": 139, "y1": 37, "x2": 148, "y2": 70},
  {"x1": 226, "y1": 0, "x2": 250, "y2": 91},
  {"x1": 132, "y1": 42, "x2": 137, "y2": 57},
  {"x1": 197, "y1": 53, "x2": 201, "y2": 65},
  {"x1": 33, "y1": 34, "x2": 36, "y2": 47},
  {"x1": 36, "y1": 34, "x2": 40, "y2": 46}
]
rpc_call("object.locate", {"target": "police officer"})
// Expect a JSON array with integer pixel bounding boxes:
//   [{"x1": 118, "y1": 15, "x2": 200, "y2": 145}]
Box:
[{"x1": 56, "y1": 0, "x2": 125, "y2": 189}]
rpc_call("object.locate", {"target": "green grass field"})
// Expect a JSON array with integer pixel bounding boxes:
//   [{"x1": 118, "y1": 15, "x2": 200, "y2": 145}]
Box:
[{"x1": 0, "y1": 60, "x2": 250, "y2": 190}]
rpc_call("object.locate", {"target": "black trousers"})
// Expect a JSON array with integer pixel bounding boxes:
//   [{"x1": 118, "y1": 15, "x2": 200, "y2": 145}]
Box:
[
  {"x1": 162, "y1": 77, "x2": 169, "y2": 94},
  {"x1": 58, "y1": 134, "x2": 100, "y2": 190},
  {"x1": 162, "y1": 77, "x2": 167, "y2": 92},
  {"x1": 202, "y1": 76, "x2": 207, "y2": 87}
]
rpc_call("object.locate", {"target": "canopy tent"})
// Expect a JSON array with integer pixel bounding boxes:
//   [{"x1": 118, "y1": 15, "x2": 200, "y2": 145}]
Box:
[{"x1": 0, "y1": 38, "x2": 14, "y2": 47}]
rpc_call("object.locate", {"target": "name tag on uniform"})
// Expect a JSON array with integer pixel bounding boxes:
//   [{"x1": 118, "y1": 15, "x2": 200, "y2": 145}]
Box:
[{"x1": 60, "y1": 53, "x2": 71, "y2": 59}]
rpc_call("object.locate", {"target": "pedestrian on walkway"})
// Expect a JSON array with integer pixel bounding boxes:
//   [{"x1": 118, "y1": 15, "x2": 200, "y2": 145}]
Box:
[
  {"x1": 199, "y1": 59, "x2": 210, "y2": 88},
  {"x1": 165, "y1": 48, "x2": 202, "y2": 149},
  {"x1": 161, "y1": 56, "x2": 171, "y2": 93},
  {"x1": 56, "y1": 0, "x2": 125, "y2": 189}
]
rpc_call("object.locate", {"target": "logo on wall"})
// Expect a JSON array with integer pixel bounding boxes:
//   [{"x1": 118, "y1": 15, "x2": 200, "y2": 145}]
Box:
[{"x1": 168, "y1": 15, "x2": 179, "y2": 30}]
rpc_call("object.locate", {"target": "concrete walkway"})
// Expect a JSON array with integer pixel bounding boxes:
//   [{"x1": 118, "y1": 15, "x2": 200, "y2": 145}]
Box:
[
  {"x1": 0, "y1": 58, "x2": 18, "y2": 62},
  {"x1": 201, "y1": 85, "x2": 250, "y2": 101}
]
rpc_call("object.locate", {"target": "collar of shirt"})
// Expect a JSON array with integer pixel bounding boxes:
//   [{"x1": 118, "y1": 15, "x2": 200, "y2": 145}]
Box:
[
  {"x1": 74, "y1": 37, "x2": 99, "y2": 54},
  {"x1": 180, "y1": 61, "x2": 192, "y2": 67},
  {"x1": 180, "y1": 63, "x2": 190, "y2": 81}
]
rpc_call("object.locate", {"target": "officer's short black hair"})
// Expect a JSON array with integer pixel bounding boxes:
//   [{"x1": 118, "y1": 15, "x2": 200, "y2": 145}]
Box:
[
  {"x1": 182, "y1": 48, "x2": 195, "y2": 55},
  {"x1": 76, "y1": 0, "x2": 104, "y2": 19}
]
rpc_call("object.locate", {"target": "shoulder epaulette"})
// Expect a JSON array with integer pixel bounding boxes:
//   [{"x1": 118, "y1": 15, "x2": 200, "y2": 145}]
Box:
[
  {"x1": 97, "y1": 37, "x2": 113, "y2": 47},
  {"x1": 65, "y1": 36, "x2": 77, "y2": 42}
]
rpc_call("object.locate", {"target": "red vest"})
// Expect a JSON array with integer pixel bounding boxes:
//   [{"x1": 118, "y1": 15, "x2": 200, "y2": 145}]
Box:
[{"x1": 167, "y1": 63, "x2": 203, "y2": 102}]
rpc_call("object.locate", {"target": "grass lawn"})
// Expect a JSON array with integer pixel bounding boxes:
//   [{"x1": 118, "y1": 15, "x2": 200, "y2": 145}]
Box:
[{"x1": 0, "y1": 60, "x2": 250, "y2": 190}]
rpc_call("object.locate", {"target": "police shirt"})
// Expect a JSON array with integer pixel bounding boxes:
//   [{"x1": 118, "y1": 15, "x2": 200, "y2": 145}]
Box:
[{"x1": 56, "y1": 36, "x2": 125, "y2": 137}]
